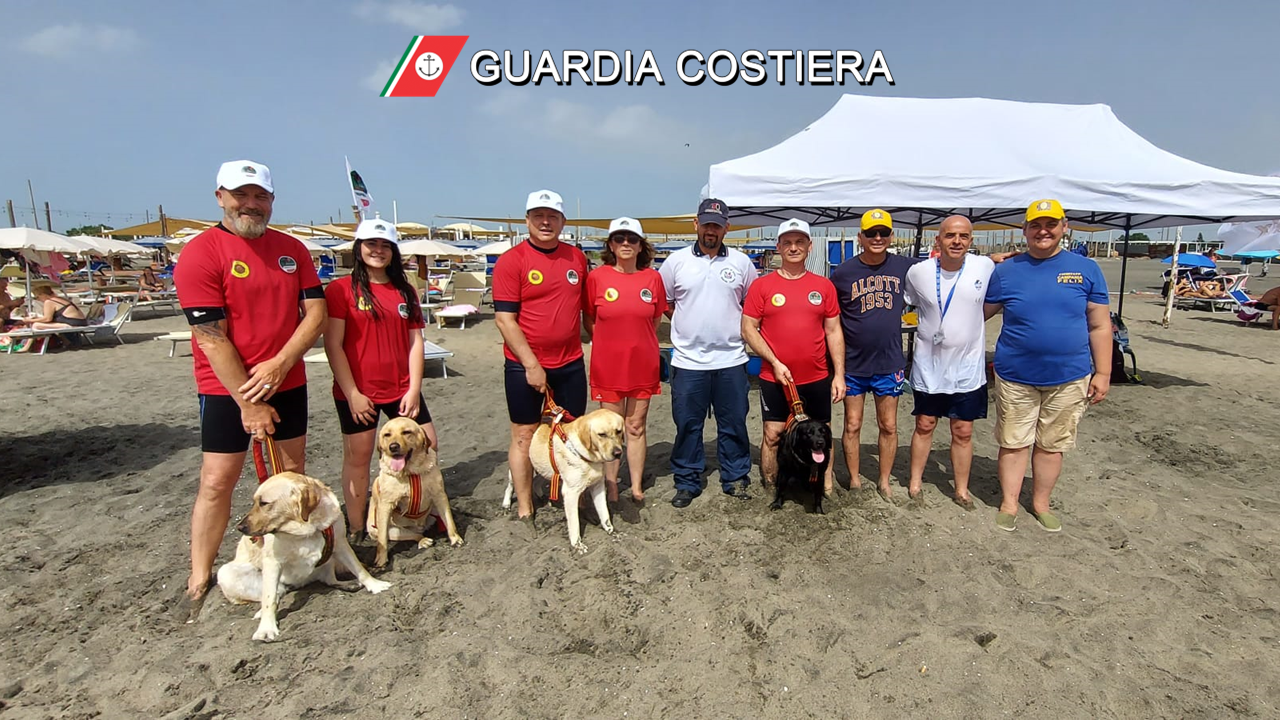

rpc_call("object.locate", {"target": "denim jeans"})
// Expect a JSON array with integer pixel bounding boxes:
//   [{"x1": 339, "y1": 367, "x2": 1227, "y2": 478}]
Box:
[{"x1": 669, "y1": 363, "x2": 751, "y2": 494}]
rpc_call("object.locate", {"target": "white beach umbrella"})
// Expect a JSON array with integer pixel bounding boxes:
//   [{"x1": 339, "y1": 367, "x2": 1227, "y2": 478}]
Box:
[
  {"x1": 398, "y1": 239, "x2": 477, "y2": 259},
  {"x1": 475, "y1": 239, "x2": 518, "y2": 256}
]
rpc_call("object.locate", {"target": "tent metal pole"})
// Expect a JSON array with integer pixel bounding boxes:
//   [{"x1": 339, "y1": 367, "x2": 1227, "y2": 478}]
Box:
[
  {"x1": 906, "y1": 216, "x2": 925, "y2": 372},
  {"x1": 1116, "y1": 216, "x2": 1132, "y2": 320}
]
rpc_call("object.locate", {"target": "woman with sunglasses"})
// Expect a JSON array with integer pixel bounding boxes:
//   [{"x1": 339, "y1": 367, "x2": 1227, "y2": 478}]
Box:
[
  {"x1": 585, "y1": 217, "x2": 668, "y2": 503},
  {"x1": 324, "y1": 218, "x2": 438, "y2": 538}
]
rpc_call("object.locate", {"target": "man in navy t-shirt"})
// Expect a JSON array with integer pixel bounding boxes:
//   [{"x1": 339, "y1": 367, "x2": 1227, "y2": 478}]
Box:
[
  {"x1": 983, "y1": 199, "x2": 1112, "y2": 534},
  {"x1": 831, "y1": 209, "x2": 917, "y2": 501}
]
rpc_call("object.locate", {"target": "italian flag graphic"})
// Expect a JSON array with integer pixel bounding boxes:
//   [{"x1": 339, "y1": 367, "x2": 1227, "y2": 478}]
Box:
[{"x1": 381, "y1": 36, "x2": 470, "y2": 97}]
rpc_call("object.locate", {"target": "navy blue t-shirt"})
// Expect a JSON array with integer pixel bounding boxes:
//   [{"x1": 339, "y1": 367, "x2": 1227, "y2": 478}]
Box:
[
  {"x1": 831, "y1": 253, "x2": 917, "y2": 376},
  {"x1": 985, "y1": 250, "x2": 1109, "y2": 386}
]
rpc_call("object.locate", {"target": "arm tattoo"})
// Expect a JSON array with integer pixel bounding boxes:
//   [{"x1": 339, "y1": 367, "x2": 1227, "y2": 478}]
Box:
[{"x1": 192, "y1": 319, "x2": 229, "y2": 344}]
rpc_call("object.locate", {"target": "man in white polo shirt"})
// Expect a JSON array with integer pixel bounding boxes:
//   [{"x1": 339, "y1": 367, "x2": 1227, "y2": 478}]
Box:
[
  {"x1": 902, "y1": 215, "x2": 994, "y2": 510},
  {"x1": 659, "y1": 197, "x2": 757, "y2": 507}
]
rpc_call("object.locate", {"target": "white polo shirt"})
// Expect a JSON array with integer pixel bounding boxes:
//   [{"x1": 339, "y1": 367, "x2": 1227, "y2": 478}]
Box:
[
  {"x1": 902, "y1": 255, "x2": 995, "y2": 394},
  {"x1": 659, "y1": 243, "x2": 756, "y2": 370}
]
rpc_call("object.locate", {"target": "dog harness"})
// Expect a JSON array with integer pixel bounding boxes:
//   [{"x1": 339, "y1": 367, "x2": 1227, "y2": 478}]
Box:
[
  {"x1": 369, "y1": 472, "x2": 446, "y2": 533},
  {"x1": 541, "y1": 390, "x2": 576, "y2": 503},
  {"x1": 780, "y1": 379, "x2": 819, "y2": 486},
  {"x1": 252, "y1": 436, "x2": 335, "y2": 565}
]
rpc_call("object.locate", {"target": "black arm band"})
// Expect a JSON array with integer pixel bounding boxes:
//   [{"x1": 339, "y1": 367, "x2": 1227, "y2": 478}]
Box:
[
  {"x1": 183, "y1": 306, "x2": 226, "y2": 325},
  {"x1": 300, "y1": 285, "x2": 325, "y2": 300},
  {"x1": 494, "y1": 300, "x2": 521, "y2": 313}
]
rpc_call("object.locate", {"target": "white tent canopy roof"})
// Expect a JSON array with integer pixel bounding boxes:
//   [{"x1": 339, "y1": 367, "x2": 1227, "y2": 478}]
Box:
[{"x1": 707, "y1": 95, "x2": 1280, "y2": 231}]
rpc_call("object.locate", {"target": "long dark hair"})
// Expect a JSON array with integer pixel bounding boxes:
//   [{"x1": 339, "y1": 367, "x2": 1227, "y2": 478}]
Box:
[
  {"x1": 350, "y1": 239, "x2": 424, "y2": 325},
  {"x1": 600, "y1": 233, "x2": 654, "y2": 269}
]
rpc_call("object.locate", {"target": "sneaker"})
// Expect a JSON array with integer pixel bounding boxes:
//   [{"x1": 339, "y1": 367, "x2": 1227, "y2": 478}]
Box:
[
  {"x1": 1034, "y1": 510, "x2": 1062, "y2": 533},
  {"x1": 671, "y1": 489, "x2": 696, "y2": 508},
  {"x1": 995, "y1": 512, "x2": 1017, "y2": 532}
]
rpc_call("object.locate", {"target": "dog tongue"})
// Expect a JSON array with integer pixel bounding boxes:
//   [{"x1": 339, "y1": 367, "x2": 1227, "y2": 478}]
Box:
[
  {"x1": 812, "y1": 451, "x2": 826, "y2": 464},
  {"x1": 390, "y1": 456, "x2": 407, "y2": 472}
]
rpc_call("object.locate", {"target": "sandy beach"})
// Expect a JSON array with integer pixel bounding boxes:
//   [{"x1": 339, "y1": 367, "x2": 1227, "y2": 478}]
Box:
[{"x1": 1, "y1": 256, "x2": 1278, "y2": 719}]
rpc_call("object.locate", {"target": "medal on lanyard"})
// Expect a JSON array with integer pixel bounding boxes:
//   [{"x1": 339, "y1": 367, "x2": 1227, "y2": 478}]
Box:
[{"x1": 933, "y1": 257, "x2": 964, "y2": 345}]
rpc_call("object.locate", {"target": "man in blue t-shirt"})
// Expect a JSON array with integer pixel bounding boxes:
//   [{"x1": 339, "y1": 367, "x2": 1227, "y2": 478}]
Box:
[
  {"x1": 983, "y1": 199, "x2": 1113, "y2": 534},
  {"x1": 831, "y1": 209, "x2": 917, "y2": 501}
]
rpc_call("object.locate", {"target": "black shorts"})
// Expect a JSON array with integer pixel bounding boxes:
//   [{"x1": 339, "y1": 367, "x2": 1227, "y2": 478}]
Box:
[
  {"x1": 334, "y1": 393, "x2": 432, "y2": 435},
  {"x1": 911, "y1": 385, "x2": 989, "y2": 422},
  {"x1": 199, "y1": 385, "x2": 308, "y2": 454},
  {"x1": 1256, "y1": 301, "x2": 1273, "y2": 311},
  {"x1": 760, "y1": 376, "x2": 833, "y2": 424},
  {"x1": 504, "y1": 357, "x2": 588, "y2": 424}
]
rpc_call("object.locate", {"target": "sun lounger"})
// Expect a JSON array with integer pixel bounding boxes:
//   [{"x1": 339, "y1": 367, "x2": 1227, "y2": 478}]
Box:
[
  {"x1": 0, "y1": 302, "x2": 132, "y2": 355},
  {"x1": 1175, "y1": 274, "x2": 1248, "y2": 313},
  {"x1": 156, "y1": 330, "x2": 193, "y2": 357},
  {"x1": 302, "y1": 337, "x2": 455, "y2": 377}
]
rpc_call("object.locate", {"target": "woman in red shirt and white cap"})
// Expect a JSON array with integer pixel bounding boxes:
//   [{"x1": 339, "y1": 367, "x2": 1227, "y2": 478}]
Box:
[{"x1": 585, "y1": 217, "x2": 668, "y2": 503}]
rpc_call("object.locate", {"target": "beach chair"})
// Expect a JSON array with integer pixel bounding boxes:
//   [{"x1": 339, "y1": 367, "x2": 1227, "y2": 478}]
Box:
[
  {"x1": 1228, "y1": 289, "x2": 1274, "y2": 327},
  {"x1": 301, "y1": 338, "x2": 454, "y2": 378},
  {"x1": 435, "y1": 287, "x2": 485, "y2": 328},
  {"x1": 156, "y1": 330, "x2": 193, "y2": 357},
  {"x1": 1175, "y1": 274, "x2": 1248, "y2": 312},
  {"x1": 0, "y1": 301, "x2": 131, "y2": 354}
]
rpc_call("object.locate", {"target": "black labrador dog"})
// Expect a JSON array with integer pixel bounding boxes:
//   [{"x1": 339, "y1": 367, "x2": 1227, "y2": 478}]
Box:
[{"x1": 772, "y1": 418, "x2": 833, "y2": 514}]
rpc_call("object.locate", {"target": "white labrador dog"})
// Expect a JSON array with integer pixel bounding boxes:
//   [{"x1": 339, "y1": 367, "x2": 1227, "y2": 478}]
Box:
[{"x1": 217, "y1": 472, "x2": 390, "y2": 641}]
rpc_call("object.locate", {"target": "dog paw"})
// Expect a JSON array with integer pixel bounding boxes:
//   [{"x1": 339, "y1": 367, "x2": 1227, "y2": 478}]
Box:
[
  {"x1": 365, "y1": 578, "x2": 392, "y2": 594},
  {"x1": 601, "y1": 521, "x2": 615, "y2": 535},
  {"x1": 373, "y1": 554, "x2": 389, "y2": 569},
  {"x1": 417, "y1": 537, "x2": 435, "y2": 548},
  {"x1": 572, "y1": 541, "x2": 589, "y2": 555},
  {"x1": 449, "y1": 535, "x2": 464, "y2": 547},
  {"x1": 252, "y1": 622, "x2": 280, "y2": 642}
]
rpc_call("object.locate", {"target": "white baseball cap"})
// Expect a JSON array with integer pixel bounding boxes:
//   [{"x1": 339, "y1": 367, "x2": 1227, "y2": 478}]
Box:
[
  {"x1": 216, "y1": 160, "x2": 273, "y2": 193},
  {"x1": 355, "y1": 218, "x2": 398, "y2": 244},
  {"x1": 526, "y1": 189, "x2": 565, "y2": 214},
  {"x1": 608, "y1": 217, "x2": 645, "y2": 238},
  {"x1": 778, "y1": 218, "x2": 811, "y2": 238}
]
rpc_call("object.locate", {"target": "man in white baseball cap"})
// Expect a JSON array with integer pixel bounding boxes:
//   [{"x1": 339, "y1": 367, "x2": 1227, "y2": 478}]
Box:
[
  {"x1": 174, "y1": 159, "x2": 327, "y2": 621},
  {"x1": 493, "y1": 189, "x2": 592, "y2": 526}
]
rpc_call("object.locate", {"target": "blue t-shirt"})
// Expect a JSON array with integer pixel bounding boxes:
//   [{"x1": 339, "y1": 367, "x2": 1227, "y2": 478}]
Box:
[
  {"x1": 985, "y1": 251, "x2": 1109, "y2": 386},
  {"x1": 831, "y1": 253, "x2": 918, "y2": 376}
]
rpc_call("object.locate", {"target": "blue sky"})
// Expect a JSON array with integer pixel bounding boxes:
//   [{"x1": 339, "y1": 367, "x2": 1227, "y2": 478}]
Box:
[{"x1": 2, "y1": 0, "x2": 1278, "y2": 232}]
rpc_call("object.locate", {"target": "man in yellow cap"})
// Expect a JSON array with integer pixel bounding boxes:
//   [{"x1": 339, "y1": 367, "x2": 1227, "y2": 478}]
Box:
[
  {"x1": 983, "y1": 199, "x2": 1112, "y2": 533},
  {"x1": 831, "y1": 208, "x2": 916, "y2": 501}
]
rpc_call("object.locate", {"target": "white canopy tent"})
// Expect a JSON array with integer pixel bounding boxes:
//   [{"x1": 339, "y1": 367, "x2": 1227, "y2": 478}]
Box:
[{"x1": 707, "y1": 95, "x2": 1280, "y2": 319}]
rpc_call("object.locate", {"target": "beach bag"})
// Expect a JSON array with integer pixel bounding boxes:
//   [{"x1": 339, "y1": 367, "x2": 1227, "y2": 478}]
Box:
[{"x1": 1110, "y1": 313, "x2": 1141, "y2": 384}]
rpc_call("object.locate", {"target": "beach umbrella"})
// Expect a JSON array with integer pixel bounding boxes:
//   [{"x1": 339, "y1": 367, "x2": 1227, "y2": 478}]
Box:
[
  {"x1": 475, "y1": 240, "x2": 517, "y2": 256},
  {"x1": 0, "y1": 227, "x2": 105, "y2": 310},
  {"x1": 1225, "y1": 249, "x2": 1280, "y2": 260},
  {"x1": 1160, "y1": 253, "x2": 1215, "y2": 268},
  {"x1": 1218, "y1": 220, "x2": 1280, "y2": 257},
  {"x1": 398, "y1": 239, "x2": 476, "y2": 259}
]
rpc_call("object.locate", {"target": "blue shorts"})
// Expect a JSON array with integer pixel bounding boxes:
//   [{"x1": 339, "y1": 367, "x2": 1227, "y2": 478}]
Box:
[
  {"x1": 845, "y1": 370, "x2": 907, "y2": 398},
  {"x1": 911, "y1": 385, "x2": 989, "y2": 422}
]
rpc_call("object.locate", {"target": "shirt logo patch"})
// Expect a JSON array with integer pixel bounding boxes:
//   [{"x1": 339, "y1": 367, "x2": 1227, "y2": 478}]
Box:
[
  {"x1": 398, "y1": 303, "x2": 410, "y2": 319},
  {"x1": 566, "y1": 269, "x2": 580, "y2": 285},
  {"x1": 528, "y1": 269, "x2": 544, "y2": 285},
  {"x1": 770, "y1": 293, "x2": 787, "y2": 307},
  {"x1": 640, "y1": 288, "x2": 653, "y2": 303},
  {"x1": 278, "y1": 256, "x2": 298, "y2": 274},
  {"x1": 1057, "y1": 272, "x2": 1084, "y2": 285},
  {"x1": 231, "y1": 260, "x2": 250, "y2": 279},
  {"x1": 719, "y1": 267, "x2": 738, "y2": 284},
  {"x1": 808, "y1": 291, "x2": 822, "y2": 305},
  {"x1": 357, "y1": 297, "x2": 373, "y2": 311},
  {"x1": 604, "y1": 287, "x2": 619, "y2": 302}
]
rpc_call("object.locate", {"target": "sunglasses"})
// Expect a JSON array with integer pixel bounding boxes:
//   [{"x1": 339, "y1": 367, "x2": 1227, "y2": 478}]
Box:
[
  {"x1": 863, "y1": 229, "x2": 893, "y2": 239},
  {"x1": 610, "y1": 234, "x2": 642, "y2": 245}
]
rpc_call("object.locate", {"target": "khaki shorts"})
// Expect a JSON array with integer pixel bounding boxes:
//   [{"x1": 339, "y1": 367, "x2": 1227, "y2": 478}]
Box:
[{"x1": 993, "y1": 374, "x2": 1089, "y2": 453}]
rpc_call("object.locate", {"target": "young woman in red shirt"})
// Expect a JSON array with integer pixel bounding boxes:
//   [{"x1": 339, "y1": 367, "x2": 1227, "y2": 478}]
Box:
[
  {"x1": 585, "y1": 217, "x2": 668, "y2": 503},
  {"x1": 324, "y1": 219, "x2": 438, "y2": 538}
]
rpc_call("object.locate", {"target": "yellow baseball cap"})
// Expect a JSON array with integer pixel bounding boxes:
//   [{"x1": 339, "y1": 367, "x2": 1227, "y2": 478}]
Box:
[
  {"x1": 1025, "y1": 199, "x2": 1065, "y2": 223},
  {"x1": 861, "y1": 208, "x2": 892, "y2": 231}
]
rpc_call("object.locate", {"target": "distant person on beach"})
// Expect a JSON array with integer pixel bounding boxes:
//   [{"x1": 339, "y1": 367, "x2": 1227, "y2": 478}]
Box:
[
  {"x1": 324, "y1": 218, "x2": 437, "y2": 541},
  {"x1": 742, "y1": 219, "x2": 844, "y2": 494},
  {"x1": 830, "y1": 209, "x2": 916, "y2": 501},
  {"x1": 902, "y1": 216, "x2": 994, "y2": 510},
  {"x1": 15, "y1": 284, "x2": 88, "y2": 329},
  {"x1": 493, "y1": 190, "x2": 590, "y2": 526},
  {"x1": 659, "y1": 197, "x2": 756, "y2": 507},
  {"x1": 174, "y1": 160, "x2": 326, "y2": 621},
  {"x1": 1244, "y1": 286, "x2": 1280, "y2": 330},
  {"x1": 585, "y1": 217, "x2": 668, "y2": 503},
  {"x1": 138, "y1": 262, "x2": 166, "y2": 301},
  {"x1": 0, "y1": 278, "x2": 28, "y2": 327},
  {"x1": 984, "y1": 199, "x2": 1112, "y2": 533}
]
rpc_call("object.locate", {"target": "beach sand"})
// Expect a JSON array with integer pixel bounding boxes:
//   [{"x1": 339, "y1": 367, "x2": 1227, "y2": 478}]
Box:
[{"x1": 1, "y1": 258, "x2": 1277, "y2": 718}]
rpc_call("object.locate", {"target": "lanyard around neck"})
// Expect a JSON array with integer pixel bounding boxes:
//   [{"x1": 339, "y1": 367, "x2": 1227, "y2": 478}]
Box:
[{"x1": 935, "y1": 256, "x2": 965, "y2": 324}]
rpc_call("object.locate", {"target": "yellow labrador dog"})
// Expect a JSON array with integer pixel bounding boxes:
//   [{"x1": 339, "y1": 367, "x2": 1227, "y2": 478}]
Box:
[
  {"x1": 368, "y1": 417, "x2": 463, "y2": 568},
  {"x1": 218, "y1": 472, "x2": 390, "y2": 642},
  {"x1": 527, "y1": 408, "x2": 625, "y2": 554}
]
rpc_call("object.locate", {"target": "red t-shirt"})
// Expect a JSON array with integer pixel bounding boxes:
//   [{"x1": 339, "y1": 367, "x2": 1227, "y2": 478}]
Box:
[
  {"x1": 175, "y1": 225, "x2": 322, "y2": 395},
  {"x1": 585, "y1": 266, "x2": 668, "y2": 394},
  {"x1": 492, "y1": 240, "x2": 589, "y2": 369},
  {"x1": 325, "y1": 277, "x2": 426, "y2": 404},
  {"x1": 743, "y1": 270, "x2": 839, "y2": 385}
]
